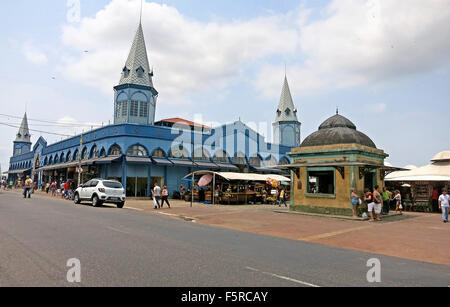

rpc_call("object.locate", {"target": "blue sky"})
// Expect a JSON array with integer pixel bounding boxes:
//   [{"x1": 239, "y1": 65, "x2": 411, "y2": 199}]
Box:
[{"x1": 1, "y1": 0, "x2": 450, "y2": 172}]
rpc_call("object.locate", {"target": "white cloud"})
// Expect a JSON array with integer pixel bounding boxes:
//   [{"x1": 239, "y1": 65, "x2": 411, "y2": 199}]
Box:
[
  {"x1": 23, "y1": 42, "x2": 48, "y2": 65},
  {"x1": 61, "y1": 0, "x2": 299, "y2": 105},
  {"x1": 256, "y1": 0, "x2": 450, "y2": 98}
]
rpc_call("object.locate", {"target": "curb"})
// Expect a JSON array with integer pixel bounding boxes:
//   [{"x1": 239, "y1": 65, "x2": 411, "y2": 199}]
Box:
[{"x1": 273, "y1": 210, "x2": 403, "y2": 221}]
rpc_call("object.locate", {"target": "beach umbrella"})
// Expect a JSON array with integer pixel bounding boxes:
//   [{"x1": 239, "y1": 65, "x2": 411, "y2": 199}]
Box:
[{"x1": 198, "y1": 174, "x2": 213, "y2": 187}]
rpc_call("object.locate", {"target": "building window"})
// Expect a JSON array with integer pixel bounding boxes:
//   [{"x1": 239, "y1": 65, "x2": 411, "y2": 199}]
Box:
[
  {"x1": 152, "y1": 149, "x2": 166, "y2": 158},
  {"x1": 307, "y1": 170, "x2": 335, "y2": 195},
  {"x1": 91, "y1": 146, "x2": 99, "y2": 159},
  {"x1": 127, "y1": 145, "x2": 148, "y2": 157},
  {"x1": 130, "y1": 101, "x2": 139, "y2": 117},
  {"x1": 279, "y1": 157, "x2": 290, "y2": 165},
  {"x1": 73, "y1": 151, "x2": 80, "y2": 161},
  {"x1": 136, "y1": 66, "x2": 144, "y2": 78},
  {"x1": 123, "y1": 66, "x2": 130, "y2": 78},
  {"x1": 82, "y1": 148, "x2": 88, "y2": 160},
  {"x1": 249, "y1": 155, "x2": 262, "y2": 167},
  {"x1": 99, "y1": 148, "x2": 106, "y2": 158},
  {"x1": 66, "y1": 152, "x2": 71, "y2": 162},
  {"x1": 121, "y1": 101, "x2": 128, "y2": 117},
  {"x1": 139, "y1": 101, "x2": 148, "y2": 117},
  {"x1": 115, "y1": 102, "x2": 122, "y2": 118},
  {"x1": 109, "y1": 145, "x2": 122, "y2": 156},
  {"x1": 169, "y1": 145, "x2": 189, "y2": 159}
]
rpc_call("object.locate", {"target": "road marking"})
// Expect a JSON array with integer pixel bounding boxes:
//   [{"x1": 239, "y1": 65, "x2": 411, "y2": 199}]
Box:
[
  {"x1": 125, "y1": 207, "x2": 144, "y2": 211},
  {"x1": 157, "y1": 212, "x2": 178, "y2": 217},
  {"x1": 106, "y1": 226, "x2": 131, "y2": 235},
  {"x1": 300, "y1": 225, "x2": 372, "y2": 242},
  {"x1": 245, "y1": 266, "x2": 320, "y2": 287}
]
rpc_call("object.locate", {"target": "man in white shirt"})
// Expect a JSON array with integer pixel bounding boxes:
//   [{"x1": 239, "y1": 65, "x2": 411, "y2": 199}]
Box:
[
  {"x1": 438, "y1": 189, "x2": 449, "y2": 223},
  {"x1": 153, "y1": 184, "x2": 161, "y2": 209}
]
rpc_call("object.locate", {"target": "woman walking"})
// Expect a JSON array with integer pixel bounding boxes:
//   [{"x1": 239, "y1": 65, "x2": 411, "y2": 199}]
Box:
[
  {"x1": 394, "y1": 190, "x2": 403, "y2": 215},
  {"x1": 161, "y1": 186, "x2": 171, "y2": 208}
]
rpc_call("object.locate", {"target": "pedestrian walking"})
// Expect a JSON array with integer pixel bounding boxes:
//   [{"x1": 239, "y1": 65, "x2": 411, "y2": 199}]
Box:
[
  {"x1": 153, "y1": 183, "x2": 161, "y2": 209},
  {"x1": 381, "y1": 187, "x2": 392, "y2": 215},
  {"x1": 394, "y1": 190, "x2": 403, "y2": 215},
  {"x1": 278, "y1": 187, "x2": 287, "y2": 207},
  {"x1": 51, "y1": 181, "x2": 57, "y2": 196},
  {"x1": 350, "y1": 189, "x2": 360, "y2": 218},
  {"x1": 64, "y1": 181, "x2": 70, "y2": 199},
  {"x1": 161, "y1": 186, "x2": 171, "y2": 208},
  {"x1": 23, "y1": 176, "x2": 32, "y2": 199},
  {"x1": 438, "y1": 189, "x2": 449, "y2": 223}
]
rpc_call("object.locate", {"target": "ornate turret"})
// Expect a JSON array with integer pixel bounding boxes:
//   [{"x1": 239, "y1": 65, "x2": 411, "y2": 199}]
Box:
[
  {"x1": 272, "y1": 75, "x2": 301, "y2": 147},
  {"x1": 114, "y1": 22, "x2": 158, "y2": 125},
  {"x1": 13, "y1": 113, "x2": 32, "y2": 156}
]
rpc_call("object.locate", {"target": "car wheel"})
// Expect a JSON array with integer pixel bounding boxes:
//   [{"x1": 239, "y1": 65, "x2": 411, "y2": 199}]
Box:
[
  {"x1": 92, "y1": 195, "x2": 101, "y2": 207},
  {"x1": 117, "y1": 202, "x2": 125, "y2": 209},
  {"x1": 74, "y1": 193, "x2": 81, "y2": 204}
]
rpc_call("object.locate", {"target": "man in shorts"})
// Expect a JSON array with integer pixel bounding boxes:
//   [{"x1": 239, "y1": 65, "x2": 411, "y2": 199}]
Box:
[
  {"x1": 368, "y1": 185, "x2": 382, "y2": 222},
  {"x1": 438, "y1": 189, "x2": 449, "y2": 223}
]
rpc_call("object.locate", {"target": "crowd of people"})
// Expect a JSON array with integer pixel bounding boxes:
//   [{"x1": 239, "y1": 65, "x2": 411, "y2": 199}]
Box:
[{"x1": 350, "y1": 186, "x2": 449, "y2": 223}]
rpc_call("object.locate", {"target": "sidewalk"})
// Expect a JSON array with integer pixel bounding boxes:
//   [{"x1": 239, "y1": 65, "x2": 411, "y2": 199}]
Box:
[{"x1": 5, "y1": 189, "x2": 449, "y2": 266}]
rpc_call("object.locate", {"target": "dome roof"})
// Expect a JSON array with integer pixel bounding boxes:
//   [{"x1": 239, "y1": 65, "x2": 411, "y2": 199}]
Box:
[
  {"x1": 301, "y1": 114, "x2": 377, "y2": 148},
  {"x1": 431, "y1": 151, "x2": 450, "y2": 162}
]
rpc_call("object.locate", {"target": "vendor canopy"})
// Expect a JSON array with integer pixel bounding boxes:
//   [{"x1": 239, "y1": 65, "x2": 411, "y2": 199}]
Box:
[
  {"x1": 385, "y1": 160, "x2": 450, "y2": 182},
  {"x1": 184, "y1": 171, "x2": 290, "y2": 182}
]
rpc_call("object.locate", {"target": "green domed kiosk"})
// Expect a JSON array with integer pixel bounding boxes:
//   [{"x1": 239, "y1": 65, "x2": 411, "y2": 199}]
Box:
[{"x1": 284, "y1": 112, "x2": 394, "y2": 216}]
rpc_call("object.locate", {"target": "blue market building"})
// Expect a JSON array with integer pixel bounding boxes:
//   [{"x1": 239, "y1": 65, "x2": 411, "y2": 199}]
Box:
[{"x1": 7, "y1": 22, "x2": 301, "y2": 197}]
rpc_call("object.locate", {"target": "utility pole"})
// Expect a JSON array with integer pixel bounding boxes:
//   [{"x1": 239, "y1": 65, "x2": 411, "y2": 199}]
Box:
[{"x1": 77, "y1": 133, "x2": 82, "y2": 186}]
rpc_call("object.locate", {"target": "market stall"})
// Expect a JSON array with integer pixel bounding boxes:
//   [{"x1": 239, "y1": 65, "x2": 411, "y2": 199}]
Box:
[
  {"x1": 183, "y1": 171, "x2": 291, "y2": 205},
  {"x1": 385, "y1": 151, "x2": 450, "y2": 212}
]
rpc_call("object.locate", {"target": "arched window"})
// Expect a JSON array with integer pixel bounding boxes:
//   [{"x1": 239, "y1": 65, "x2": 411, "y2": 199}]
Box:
[
  {"x1": 60, "y1": 153, "x2": 65, "y2": 163},
  {"x1": 279, "y1": 157, "x2": 290, "y2": 165},
  {"x1": 49, "y1": 156, "x2": 53, "y2": 165},
  {"x1": 136, "y1": 66, "x2": 144, "y2": 78},
  {"x1": 213, "y1": 150, "x2": 231, "y2": 163},
  {"x1": 99, "y1": 148, "x2": 106, "y2": 158},
  {"x1": 151, "y1": 149, "x2": 166, "y2": 158},
  {"x1": 264, "y1": 155, "x2": 277, "y2": 167},
  {"x1": 73, "y1": 150, "x2": 80, "y2": 161},
  {"x1": 44, "y1": 157, "x2": 48, "y2": 166},
  {"x1": 90, "y1": 145, "x2": 99, "y2": 159},
  {"x1": 169, "y1": 145, "x2": 189, "y2": 159},
  {"x1": 232, "y1": 152, "x2": 247, "y2": 165},
  {"x1": 193, "y1": 148, "x2": 211, "y2": 161},
  {"x1": 54, "y1": 154, "x2": 59, "y2": 164},
  {"x1": 82, "y1": 148, "x2": 88, "y2": 160},
  {"x1": 66, "y1": 151, "x2": 71, "y2": 162},
  {"x1": 127, "y1": 145, "x2": 148, "y2": 157},
  {"x1": 249, "y1": 155, "x2": 263, "y2": 167},
  {"x1": 109, "y1": 145, "x2": 122, "y2": 156}
]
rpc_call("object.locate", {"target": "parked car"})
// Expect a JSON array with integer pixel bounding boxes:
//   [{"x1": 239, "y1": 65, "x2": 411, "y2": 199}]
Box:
[{"x1": 74, "y1": 179, "x2": 126, "y2": 208}]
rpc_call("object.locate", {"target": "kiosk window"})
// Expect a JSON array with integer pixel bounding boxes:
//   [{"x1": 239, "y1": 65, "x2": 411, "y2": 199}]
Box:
[{"x1": 308, "y1": 171, "x2": 335, "y2": 195}]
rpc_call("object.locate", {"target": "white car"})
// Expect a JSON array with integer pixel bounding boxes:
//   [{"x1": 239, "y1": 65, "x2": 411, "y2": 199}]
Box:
[{"x1": 74, "y1": 179, "x2": 126, "y2": 208}]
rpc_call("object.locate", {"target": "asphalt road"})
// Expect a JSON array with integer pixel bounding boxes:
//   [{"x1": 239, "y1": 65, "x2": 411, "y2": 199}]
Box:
[{"x1": 0, "y1": 190, "x2": 449, "y2": 287}]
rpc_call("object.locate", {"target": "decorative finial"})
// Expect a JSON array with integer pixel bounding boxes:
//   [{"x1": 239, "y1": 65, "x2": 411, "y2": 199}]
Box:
[
  {"x1": 336, "y1": 106, "x2": 339, "y2": 115},
  {"x1": 140, "y1": 0, "x2": 143, "y2": 24}
]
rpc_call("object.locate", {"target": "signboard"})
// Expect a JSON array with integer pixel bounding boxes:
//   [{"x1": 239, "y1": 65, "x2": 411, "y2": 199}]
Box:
[{"x1": 76, "y1": 166, "x2": 83, "y2": 174}]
